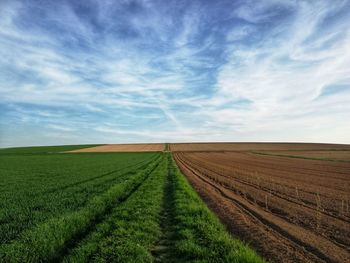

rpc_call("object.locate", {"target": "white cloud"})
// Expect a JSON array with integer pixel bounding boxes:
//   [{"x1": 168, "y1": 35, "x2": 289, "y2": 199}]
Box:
[
  {"x1": 0, "y1": 0, "x2": 349, "y2": 147},
  {"x1": 47, "y1": 124, "x2": 76, "y2": 132},
  {"x1": 202, "y1": 0, "x2": 350, "y2": 143}
]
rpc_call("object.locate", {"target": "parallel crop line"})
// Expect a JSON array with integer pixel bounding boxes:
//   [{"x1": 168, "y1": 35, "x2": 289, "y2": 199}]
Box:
[
  {"x1": 0, "y1": 155, "x2": 163, "y2": 263},
  {"x1": 63, "y1": 154, "x2": 167, "y2": 262}
]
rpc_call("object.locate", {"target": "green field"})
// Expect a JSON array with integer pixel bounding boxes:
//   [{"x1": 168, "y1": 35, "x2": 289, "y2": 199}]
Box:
[
  {"x1": 0, "y1": 144, "x2": 101, "y2": 154},
  {"x1": 0, "y1": 146, "x2": 264, "y2": 262}
]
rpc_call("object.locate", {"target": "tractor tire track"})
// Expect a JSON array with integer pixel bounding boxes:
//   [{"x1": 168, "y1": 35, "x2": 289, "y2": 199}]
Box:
[
  {"x1": 151, "y1": 155, "x2": 175, "y2": 262},
  {"x1": 174, "y1": 153, "x2": 350, "y2": 263},
  {"x1": 53, "y1": 157, "x2": 163, "y2": 262},
  {"x1": 45, "y1": 155, "x2": 160, "y2": 194}
]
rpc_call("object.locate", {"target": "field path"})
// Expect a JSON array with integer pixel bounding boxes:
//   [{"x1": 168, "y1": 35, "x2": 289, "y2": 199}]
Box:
[{"x1": 151, "y1": 156, "x2": 175, "y2": 262}]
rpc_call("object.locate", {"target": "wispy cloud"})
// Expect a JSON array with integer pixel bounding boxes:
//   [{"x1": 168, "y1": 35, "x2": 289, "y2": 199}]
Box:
[{"x1": 0, "y1": 0, "x2": 349, "y2": 147}]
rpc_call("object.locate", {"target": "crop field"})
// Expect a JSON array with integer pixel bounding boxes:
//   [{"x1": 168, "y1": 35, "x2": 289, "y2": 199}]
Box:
[
  {"x1": 0, "y1": 145, "x2": 263, "y2": 262},
  {"x1": 170, "y1": 142, "x2": 350, "y2": 152},
  {"x1": 70, "y1": 143, "x2": 165, "y2": 152},
  {"x1": 174, "y1": 150, "x2": 350, "y2": 263},
  {"x1": 0, "y1": 144, "x2": 101, "y2": 154},
  {"x1": 255, "y1": 150, "x2": 350, "y2": 162},
  {"x1": 2, "y1": 143, "x2": 349, "y2": 263}
]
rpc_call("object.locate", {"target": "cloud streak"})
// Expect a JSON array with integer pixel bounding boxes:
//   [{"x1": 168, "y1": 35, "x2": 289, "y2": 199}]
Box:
[{"x1": 0, "y1": 0, "x2": 349, "y2": 147}]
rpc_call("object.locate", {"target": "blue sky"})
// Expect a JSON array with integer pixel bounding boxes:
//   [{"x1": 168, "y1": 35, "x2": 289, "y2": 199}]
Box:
[{"x1": 1, "y1": 0, "x2": 350, "y2": 147}]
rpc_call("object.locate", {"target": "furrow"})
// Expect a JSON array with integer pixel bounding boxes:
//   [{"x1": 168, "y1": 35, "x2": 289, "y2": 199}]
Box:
[{"x1": 175, "y1": 153, "x2": 350, "y2": 263}]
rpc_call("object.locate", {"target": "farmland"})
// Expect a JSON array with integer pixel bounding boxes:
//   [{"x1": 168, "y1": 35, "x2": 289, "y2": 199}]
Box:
[
  {"x1": 170, "y1": 142, "x2": 350, "y2": 152},
  {"x1": 0, "y1": 144, "x2": 101, "y2": 154},
  {"x1": 70, "y1": 143, "x2": 165, "y2": 152},
  {"x1": 0, "y1": 150, "x2": 160, "y2": 246},
  {"x1": 255, "y1": 150, "x2": 350, "y2": 162},
  {"x1": 0, "y1": 145, "x2": 263, "y2": 262},
  {"x1": 1, "y1": 142, "x2": 349, "y2": 263},
  {"x1": 174, "y1": 149, "x2": 350, "y2": 263}
]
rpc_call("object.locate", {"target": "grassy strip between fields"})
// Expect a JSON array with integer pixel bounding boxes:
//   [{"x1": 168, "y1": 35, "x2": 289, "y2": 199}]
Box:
[
  {"x1": 62, "y1": 151, "x2": 168, "y2": 262},
  {"x1": 169, "y1": 154, "x2": 265, "y2": 263},
  {"x1": 63, "y1": 153, "x2": 264, "y2": 263},
  {"x1": 0, "y1": 154, "x2": 163, "y2": 262},
  {"x1": 1, "y1": 152, "x2": 264, "y2": 262}
]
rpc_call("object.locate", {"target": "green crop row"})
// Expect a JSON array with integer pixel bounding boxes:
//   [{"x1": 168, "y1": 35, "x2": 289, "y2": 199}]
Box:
[
  {"x1": 0, "y1": 154, "x2": 163, "y2": 262},
  {"x1": 62, "y1": 151, "x2": 168, "y2": 262},
  {"x1": 168, "y1": 154, "x2": 265, "y2": 263},
  {"x1": 1, "y1": 148, "x2": 264, "y2": 262},
  {"x1": 0, "y1": 152, "x2": 159, "y2": 243},
  {"x1": 60, "y1": 154, "x2": 265, "y2": 263}
]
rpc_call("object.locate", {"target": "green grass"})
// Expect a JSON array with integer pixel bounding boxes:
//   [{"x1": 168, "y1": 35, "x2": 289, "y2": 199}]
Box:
[
  {"x1": 0, "y1": 147, "x2": 264, "y2": 262},
  {"x1": 61, "y1": 154, "x2": 264, "y2": 263},
  {"x1": 62, "y1": 154, "x2": 167, "y2": 263},
  {"x1": 0, "y1": 144, "x2": 100, "y2": 154},
  {"x1": 1, "y1": 155, "x2": 162, "y2": 262},
  {"x1": 168, "y1": 154, "x2": 265, "y2": 263},
  {"x1": 0, "y1": 151, "x2": 160, "y2": 261}
]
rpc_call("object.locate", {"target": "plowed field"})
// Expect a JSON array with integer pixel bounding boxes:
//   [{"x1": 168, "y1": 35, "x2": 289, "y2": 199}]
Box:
[
  {"x1": 257, "y1": 150, "x2": 350, "y2": 162},
  {"x1": 170, "y1": 142, "x2": 350, "y2": 152},
  {"x1": 174, "y1": 151, "x2": 350, "y2": 263},
  {"x1": 70, "y1": 143, "x2": 165, "y2": 152}
]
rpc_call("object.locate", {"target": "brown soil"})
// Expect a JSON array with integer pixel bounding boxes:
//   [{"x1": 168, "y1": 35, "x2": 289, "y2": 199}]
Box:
[
  {"x1": 258, "y1": 150, "x2": 350, "y2": 162},
  {"x1": 170, "y1": 142, "x2": 350, "y2": 152},
  {"x1": 69, "y1": 144, "x2": 165, "y2": 152},
  {"x1": 174, "y1": 152, "x2": 350, "y2": 263}
]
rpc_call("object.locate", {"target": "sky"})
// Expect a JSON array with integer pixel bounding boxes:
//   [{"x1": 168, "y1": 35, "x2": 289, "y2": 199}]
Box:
[{"x1": 0, "y1": 0, "x2": 350, "y2": 147}]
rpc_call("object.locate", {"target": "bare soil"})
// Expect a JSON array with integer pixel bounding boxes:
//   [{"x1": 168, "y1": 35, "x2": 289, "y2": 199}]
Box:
[
  {"x1": 170, "y1": 142, "x2": 350, "y2": 152},
  {"x1": 257, "y1": 150, "x2": 350, "y2": 162},
  {"x1": 69, "y1": 144, "x2": 165, "y2": 152},
  {"x1": 174, "y1": 151, "x2": 350, "y2": 263}
]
